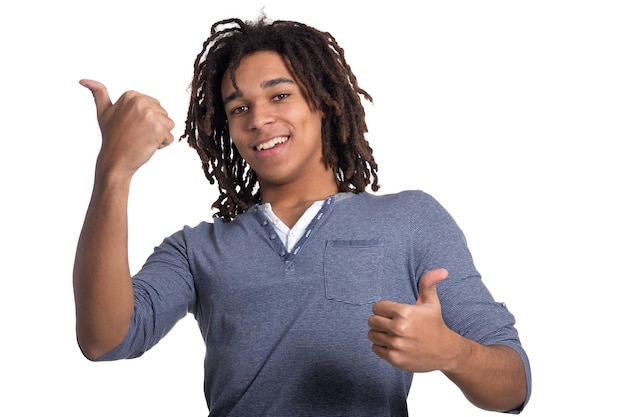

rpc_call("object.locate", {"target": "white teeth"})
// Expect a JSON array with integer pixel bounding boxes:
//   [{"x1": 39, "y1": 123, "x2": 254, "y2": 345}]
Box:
[{"x1": 255, "y1": 136, "x2": 288, "y2": 151}]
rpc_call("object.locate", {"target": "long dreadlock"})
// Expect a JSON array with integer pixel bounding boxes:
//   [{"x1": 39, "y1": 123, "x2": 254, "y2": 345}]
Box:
[{"x1": 181, "y1": 15, "x2": 379, "y2": 220}]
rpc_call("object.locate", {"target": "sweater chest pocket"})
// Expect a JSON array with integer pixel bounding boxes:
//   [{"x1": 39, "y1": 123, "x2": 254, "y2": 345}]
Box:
[{"x1": 323, "y1": 239, "x2": 384, "y2": 305}]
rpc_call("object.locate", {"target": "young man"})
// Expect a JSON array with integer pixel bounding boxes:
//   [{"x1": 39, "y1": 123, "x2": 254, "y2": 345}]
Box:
[{"x1": 74, "y1": 16, "x2": 531, "y2": 416}]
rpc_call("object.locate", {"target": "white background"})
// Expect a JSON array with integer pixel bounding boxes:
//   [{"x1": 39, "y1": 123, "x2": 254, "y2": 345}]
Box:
[{"x1": 1, "y1": 1, "x2": 624, "y2": 415}]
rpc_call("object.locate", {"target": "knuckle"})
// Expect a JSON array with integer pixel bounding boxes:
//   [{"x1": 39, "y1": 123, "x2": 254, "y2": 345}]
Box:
[
  {"x1": 391, "y1": 320, "x2": 409, "y2": 337},
  {"x1": 386, "y1": 350, "x2": 405, "y2": 368}
]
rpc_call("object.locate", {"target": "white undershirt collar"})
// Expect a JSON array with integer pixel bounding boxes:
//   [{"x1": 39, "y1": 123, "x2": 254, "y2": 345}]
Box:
[{"x1": 259, "y1": 200, "x2": 325, "y2": 253}]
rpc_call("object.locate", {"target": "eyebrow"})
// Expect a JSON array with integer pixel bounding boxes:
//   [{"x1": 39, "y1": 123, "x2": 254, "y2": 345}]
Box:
[{"x1": 223, "y1": 77, "x2": 296, "y2": 106}]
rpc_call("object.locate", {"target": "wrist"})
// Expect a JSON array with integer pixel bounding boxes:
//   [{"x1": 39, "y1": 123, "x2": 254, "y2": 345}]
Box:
[{"x1": 441, "y1": 332, "x2": 475, "y2": 375}]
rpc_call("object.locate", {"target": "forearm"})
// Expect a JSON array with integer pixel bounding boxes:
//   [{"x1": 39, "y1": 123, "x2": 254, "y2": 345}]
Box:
[
  {"x1": 73, "y1": 173, "x2": 135, "y2": 360},
  {"x1": 73, "y1": 80, "x2": 176, "y2": 359},
  {"x1": 443, "y1": 337, "x2": 527, "y2": 412}
]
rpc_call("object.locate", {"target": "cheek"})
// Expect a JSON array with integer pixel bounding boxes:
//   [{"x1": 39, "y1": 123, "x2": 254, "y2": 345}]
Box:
[
  {"x1": 226, "y1": 123, "x2": 246, "y2": 149},
  {"x1": 307, "y1": 113, "x2": 324, "y2": 142},
  {"x1": 297, "y1": 107, "x2": 323, "y2": 130}
]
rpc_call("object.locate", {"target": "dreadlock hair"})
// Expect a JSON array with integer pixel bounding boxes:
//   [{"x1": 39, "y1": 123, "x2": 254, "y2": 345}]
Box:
[{"x1": 181, "y1": 15, "x2": 379, "y2": 221}]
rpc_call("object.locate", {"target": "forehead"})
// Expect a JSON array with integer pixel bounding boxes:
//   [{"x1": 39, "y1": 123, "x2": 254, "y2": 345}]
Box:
[{"x1": 221, "y1": 51, "x2": 297, "y2": 94}]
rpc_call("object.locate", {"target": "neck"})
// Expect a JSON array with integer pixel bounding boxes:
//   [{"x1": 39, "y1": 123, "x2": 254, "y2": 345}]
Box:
[{"x1": 259, "y1": 172, "x2": 339, "y2": 228}]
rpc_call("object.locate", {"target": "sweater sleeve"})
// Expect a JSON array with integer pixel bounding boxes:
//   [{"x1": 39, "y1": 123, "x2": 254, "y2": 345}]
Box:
[
  {"x1": 409, "y1": 191, "x2": 532, "y2": 413},
  {"x1": 96, "y1": 226, "x2": 198, "y2": 361}
]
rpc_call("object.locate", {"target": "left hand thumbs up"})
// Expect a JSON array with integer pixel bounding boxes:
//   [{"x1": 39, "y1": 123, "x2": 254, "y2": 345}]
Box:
[{"x1": 368, "y1": 268, "x2": 454, "y2": 373}]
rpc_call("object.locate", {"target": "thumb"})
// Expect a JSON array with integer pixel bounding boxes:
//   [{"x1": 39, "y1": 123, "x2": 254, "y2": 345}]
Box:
[
  {"x1": 416, "y1": 268, "x2": 448, "y2": 305},
  {"x1": 79, "y1": 79, "x2": 112, "y2": 118}
]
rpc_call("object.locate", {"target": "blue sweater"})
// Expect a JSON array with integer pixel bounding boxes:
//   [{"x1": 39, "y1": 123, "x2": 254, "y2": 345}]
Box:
[{"x1": 100, "y1": 190, "x2": 531, "y2": 416}]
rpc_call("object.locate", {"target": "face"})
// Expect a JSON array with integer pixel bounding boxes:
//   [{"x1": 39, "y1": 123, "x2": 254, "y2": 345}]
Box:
[{"x1": 221, "y1": 50, "x2": 328, "y2": 193}]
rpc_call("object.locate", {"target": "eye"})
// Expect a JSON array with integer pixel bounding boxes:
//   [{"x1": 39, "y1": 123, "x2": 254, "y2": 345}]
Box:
[
  {"x1": 272, "y1": 93, "x2": 290, "y2": 101},
  {"x1": 230, "y1": 105, "x2": 249, "y2": 115}
]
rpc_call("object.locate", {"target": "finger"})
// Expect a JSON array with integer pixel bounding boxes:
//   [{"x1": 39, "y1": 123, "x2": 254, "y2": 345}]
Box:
[
  {"x1": 371, "y1": 300, "x2": 402, "y2": 319},
  {"x1": 158, "y1": 132, "x2": 176, "y2": 149},
  {"x1": 367, "y1": 313, "x2": 392, "y2": 332},
  {"x1": 416, "y1": 268, "x2": 448, "y2": 306},
  {"x1": 158, "y1": 115, "x2": 176, "y2": 149},
  {"x1": 371, "y1": 343, "x2": 389, "y2": 361},
  {"x1": 368, "y1": 328, "x2": 390, "y2": 347},
  {"x1": 79, "y1": 79, "x2": 112, "y2": 118}
]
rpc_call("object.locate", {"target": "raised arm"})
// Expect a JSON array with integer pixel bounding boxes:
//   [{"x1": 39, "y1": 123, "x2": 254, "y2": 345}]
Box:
[
  {"x1": 73, "y1": 80, "x2": 175, "y2": 360},
  {"x1": 368, "y1": 269, "x2": 527, "y2": 412}
]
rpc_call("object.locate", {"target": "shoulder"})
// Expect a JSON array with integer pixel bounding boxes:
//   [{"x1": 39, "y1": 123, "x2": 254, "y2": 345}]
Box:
[
  {"x1": 341, "y1": 190, "x2": 444, "y2": 212},
  {"x1": 154, "y1": 211, "x2": 259, "y2": 257},
  {"x1": 337, "y1": 190, "x2": 459, "y2": 232},
  {"x1": 178, "y1": 210, "x2": 258, "y2": 240}
]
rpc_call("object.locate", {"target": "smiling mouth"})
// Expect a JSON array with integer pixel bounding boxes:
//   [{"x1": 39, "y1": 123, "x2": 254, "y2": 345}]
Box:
[{"x1": 255, "y1": 136, "x2": 289, "y2": 151}]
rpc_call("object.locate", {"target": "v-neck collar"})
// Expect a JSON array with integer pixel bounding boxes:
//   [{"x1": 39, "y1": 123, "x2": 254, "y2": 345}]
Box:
[{"x1": 253, "y1": 195, "x2": 336, "y2": 262}]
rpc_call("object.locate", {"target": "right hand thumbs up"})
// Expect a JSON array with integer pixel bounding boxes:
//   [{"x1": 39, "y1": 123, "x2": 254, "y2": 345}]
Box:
[{"x1": 80, "y1": 79, "x2": 175, "y2": 177}]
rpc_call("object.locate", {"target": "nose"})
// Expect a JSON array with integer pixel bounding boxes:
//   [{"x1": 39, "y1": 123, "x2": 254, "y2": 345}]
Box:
[{"x1": 247, "y1": 103, "x2": 275, "y2": 130}]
